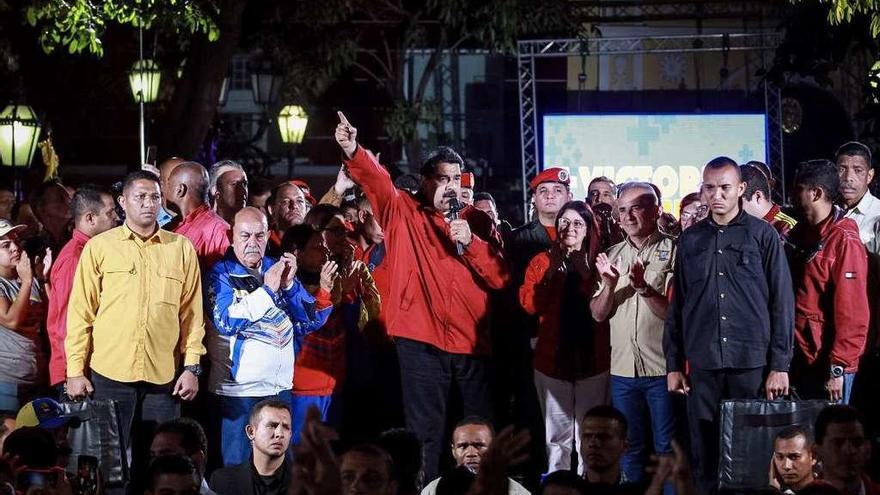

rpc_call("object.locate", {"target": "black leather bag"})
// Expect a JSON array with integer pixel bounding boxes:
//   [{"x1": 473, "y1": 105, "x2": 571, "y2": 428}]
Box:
[
  {"x1": 718, "y1": 398, "x2": 830, "y2": 491},
  {"x1": 59, "y1": 399, "x2": 128, "y2": 486}
]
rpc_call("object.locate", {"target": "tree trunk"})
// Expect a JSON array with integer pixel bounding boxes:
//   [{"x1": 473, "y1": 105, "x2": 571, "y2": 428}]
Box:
[{"x1": 156, "y1": 0, "x2": 247, "y2": 161}]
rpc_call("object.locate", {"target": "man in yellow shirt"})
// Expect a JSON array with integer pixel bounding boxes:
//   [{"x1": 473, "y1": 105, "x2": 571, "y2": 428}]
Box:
[{"x1": 65, "y1": 170, "x2": 206, "y2": 481}]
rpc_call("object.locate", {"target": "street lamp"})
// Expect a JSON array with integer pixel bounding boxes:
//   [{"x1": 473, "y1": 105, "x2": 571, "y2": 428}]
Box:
[
  {"x1": 250, "y1": 60, "x2": 281, "y2": 107},
  {"x1": 278, "y1": 105, "x2": 308, "y2": 178},
  {"x1": 128, "y1": 59, "x2": 162, "y2": 103},
  {"x1": 0, "y1": 104, "x2": 42, "y2": 198},
  {"x1": 218, "y1": 76, "x2": 230, "y2": 107}
]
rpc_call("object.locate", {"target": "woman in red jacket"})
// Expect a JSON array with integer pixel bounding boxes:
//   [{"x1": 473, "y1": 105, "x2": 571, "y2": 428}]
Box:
[{"x1": 519, "y1": 200, "x2": 610, "y2": 475}]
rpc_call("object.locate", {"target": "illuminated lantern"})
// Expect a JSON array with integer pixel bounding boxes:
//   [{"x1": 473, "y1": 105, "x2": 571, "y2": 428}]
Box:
[
  {"x1": 278, "y1": 105, "x2": 308, "y2": 144},
  {"x1": 0, "y1": 104, "x2": 41, "y2": 168},
  {"x1": 129, "y1": 59, "x2": 162, "y2": 103}
]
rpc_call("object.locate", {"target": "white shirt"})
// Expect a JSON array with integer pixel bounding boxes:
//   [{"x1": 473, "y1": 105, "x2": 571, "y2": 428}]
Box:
[
  {"x1": 843, "y1": 191, "x2": 880, "y2": 253},
  {"x1": 420, "y1": 476, "x2": 530, "y2": 495},
  {"x1": 200, "y1": 478, "x2": 217, "y2": 495}
]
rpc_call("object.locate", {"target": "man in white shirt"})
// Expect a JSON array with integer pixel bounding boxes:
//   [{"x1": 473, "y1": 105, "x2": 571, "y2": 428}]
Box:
[
  {"x1": 837, "y1": 141, "x2": 880, "y2": 252},
  {"x1": 421, "y1": 417, "x2": 529, "y2": 495}
]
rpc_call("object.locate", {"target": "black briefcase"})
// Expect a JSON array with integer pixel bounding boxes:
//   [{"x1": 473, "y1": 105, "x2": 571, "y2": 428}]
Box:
[{"x1": 718, "y1": 398, "x2": 830, "y2": 491}]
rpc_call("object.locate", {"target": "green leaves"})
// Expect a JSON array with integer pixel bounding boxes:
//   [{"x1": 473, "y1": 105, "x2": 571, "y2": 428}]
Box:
[{"x1": 24, "y1": 0, "x2": 221, "y2": 56}]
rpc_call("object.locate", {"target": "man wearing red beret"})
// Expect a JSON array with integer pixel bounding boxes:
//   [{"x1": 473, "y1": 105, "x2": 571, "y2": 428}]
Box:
[{"x1": 334, "y1": 112, "x2": 509, "y2": 481}]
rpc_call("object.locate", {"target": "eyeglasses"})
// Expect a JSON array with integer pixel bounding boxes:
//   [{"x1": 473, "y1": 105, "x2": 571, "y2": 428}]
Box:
[
  {"x1": 558, "y1": 218, "x2": 588, "y2": 230},
  {"x1": 680, "y1": 205, "x2": 708, "y2": 221}
]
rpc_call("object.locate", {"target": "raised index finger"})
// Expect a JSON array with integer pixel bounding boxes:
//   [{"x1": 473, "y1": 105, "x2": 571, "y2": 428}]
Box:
[{"x1": 337, "y1": 111, "x2": 351, "y2": 127}]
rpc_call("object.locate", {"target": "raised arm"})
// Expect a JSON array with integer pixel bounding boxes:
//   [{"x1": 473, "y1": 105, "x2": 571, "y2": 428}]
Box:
[{"x1": 336, "y1": 111, "x2": 398, "y2": 223}]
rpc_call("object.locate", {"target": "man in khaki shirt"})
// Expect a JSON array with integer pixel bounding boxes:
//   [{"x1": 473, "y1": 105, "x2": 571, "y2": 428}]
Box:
[
  {"x1": 66, "y1": 171, "x2": 206, "y2": 484},
  {"x1": 591, "y1": 181, "x2": 675, "y2": 487}
]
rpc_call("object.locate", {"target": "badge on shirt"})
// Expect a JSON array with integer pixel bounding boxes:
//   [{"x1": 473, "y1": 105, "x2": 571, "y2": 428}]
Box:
[
  {"x1": 845, "y1": 272, "x2": 857, "y2": 279},
  {"x1": 657, "y1": 250, "x2": 670, "y2": 262}
]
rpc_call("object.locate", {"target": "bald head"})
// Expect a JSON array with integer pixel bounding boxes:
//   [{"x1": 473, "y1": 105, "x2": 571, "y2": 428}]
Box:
[
  {"x1": 159, "y1": 157, "x2": 186, "y2": 204},
  {"x1": 168, "y1": 162, "x2": 210, "y2": 204},
  {"x1": 232, "y1": 207, "x2": 269, "y2": 268}
]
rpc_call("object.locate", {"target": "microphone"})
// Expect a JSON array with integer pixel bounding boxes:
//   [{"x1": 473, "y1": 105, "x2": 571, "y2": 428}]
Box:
[{"x1": 447, "y1": 198, "x2": 465, "y2": 256}]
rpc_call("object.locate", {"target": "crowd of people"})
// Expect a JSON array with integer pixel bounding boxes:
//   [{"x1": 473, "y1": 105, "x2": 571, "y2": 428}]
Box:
[{"x1": 0, "y1": 111, "x2": 877, "y2": 495}]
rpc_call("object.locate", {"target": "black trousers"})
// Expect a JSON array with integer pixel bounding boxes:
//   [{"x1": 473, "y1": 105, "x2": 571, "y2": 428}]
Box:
[
  {"x1": 395, "y1": 338, "x2": 493, "y2": 482},
  {"x1": 91, "y1": 371, "x2": 179, "y2": 495},
  {"x1": 686, "y1": 367, "x2": 764, "y2": 495}
]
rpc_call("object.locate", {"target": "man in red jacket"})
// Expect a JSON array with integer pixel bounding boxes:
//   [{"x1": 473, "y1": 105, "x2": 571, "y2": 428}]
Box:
[
  {"x1": 334, "y1": 112, "x2": 509, "y2": 480},
  {"x1": 788, "y1": 159, "x2": 869, "y2": 404}
]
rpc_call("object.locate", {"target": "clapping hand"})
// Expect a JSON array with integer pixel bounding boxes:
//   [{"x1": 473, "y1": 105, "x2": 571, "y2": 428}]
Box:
[
  {"x1": 629, "y1": 257, "x2": 646, "y2": 290},
  {"x1": 319, "y1": 261, "x2": 339, "y2": 293},
  {"x1": 595, "y1": 253, "x2": 621, "y2": 286},
  {"x1": 279, "y1": 253, "x2": 298, "y2": 290},
  {"x1": 335, "y1": 112, "x2": 358, "y2": 158}
]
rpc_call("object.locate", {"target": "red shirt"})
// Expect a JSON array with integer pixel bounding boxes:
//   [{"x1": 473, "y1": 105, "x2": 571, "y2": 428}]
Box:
[
  {"x1": 790, "y1": 211, "x2": 869, "y2": 372},
  {"x1": 47, "y1": 229, "x2": 90, "y2": 385},
  {"x1": 168, "y1": 204, "x2": 230, "y2": 272},
  {"x1": 763, "y1": 204, "x2": 797, "y2": 241},
  {"x1": 344, "y1": 146, "x2": 509, "y2": 355},
  {"x1": 519, "y1": 251, "x2": 610, "y2": 380}
]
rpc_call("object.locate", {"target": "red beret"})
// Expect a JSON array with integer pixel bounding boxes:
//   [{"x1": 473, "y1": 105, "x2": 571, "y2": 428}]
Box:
[
  {"x1": 529, "y1": 167, "x2": 570, "y2": 191},
  {"x1": 461, "y1": 172, "x2": 475, "y2": 189},
  {"x1": 286, "y1": 179, "x2": 317, "y2": 206}
]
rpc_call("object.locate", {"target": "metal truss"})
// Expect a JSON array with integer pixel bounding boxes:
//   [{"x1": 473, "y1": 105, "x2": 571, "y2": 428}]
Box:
[
  {"x1": 764, "y1": 81, "x2": 785, "y2": 202},
  {"x1": 572, "y1": 1, "x2": 785, "y2": 22},
  {"x1": 517, "y1": 34, "x2": 784, "y2": 212}
]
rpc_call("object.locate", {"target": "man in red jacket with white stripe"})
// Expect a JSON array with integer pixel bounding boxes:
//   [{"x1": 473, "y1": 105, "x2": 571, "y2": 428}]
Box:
[
  {"x1": 788, "y1": 159, "x2": 869, "y2": 404},
  {"x1": 334, "y1": 112, "x2": 510, "y2": 480}
]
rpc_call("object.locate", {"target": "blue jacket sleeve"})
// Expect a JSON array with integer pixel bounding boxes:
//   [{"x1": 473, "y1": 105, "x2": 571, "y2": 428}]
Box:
[
  {"x1": 209, "y1": 262, "x2": 277, "y2": 337},
  {"x1": 282, "y1": 279, "x2": 333, "y2": 337}
]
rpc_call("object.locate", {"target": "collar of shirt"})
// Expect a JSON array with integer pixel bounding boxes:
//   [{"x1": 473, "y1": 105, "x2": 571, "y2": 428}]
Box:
[
  {"x1": 849, "y1": 191, "x2": 880, "y2": 216},
  {"x1": 70, "y1": 228, "x2": 91, "y2": 246},
  {"x1": 118, "y1": 222, "x2": 166, "y2": 244},
  {"x1": 708, "y1": 207, "x2": 748, "y2": 229},
  {"x1": 763, "y1": 203, "x2": 781, "y2": 223},
  {"x1": 624, "y1": 229, "x2": 663, "y2": 252}
]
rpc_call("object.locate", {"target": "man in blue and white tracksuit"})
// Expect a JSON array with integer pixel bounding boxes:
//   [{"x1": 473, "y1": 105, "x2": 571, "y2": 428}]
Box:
[{"x1": 205, "y1": 207, "x2": 333, "y2": 467}]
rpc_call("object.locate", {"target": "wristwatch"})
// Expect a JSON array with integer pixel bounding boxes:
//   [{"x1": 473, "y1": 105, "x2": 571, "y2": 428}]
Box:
[
  {"x1": 829, "y1": 364, "x2": 845, "y2": 379},
  {"x1": 183, "y1": 364, "x2": 203, "y2": 377}
]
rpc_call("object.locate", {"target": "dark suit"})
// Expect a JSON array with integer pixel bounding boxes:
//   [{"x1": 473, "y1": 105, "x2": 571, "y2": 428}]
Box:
[{"x1": 209, "y1": 458, "x2": 290, "y2": 495}]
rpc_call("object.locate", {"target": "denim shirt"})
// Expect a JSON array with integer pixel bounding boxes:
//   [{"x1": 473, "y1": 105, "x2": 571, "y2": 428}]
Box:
[{"x1": 664, "y1": 208, "x2": 794, "y2": 372}]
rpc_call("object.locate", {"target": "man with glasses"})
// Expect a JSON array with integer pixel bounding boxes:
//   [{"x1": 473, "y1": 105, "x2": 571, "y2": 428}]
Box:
[
  {"x1": 65, "y1": 171, "x2": 206, "y2": 484},
  {"x1": 741, "y1": 161, "x2": 797, "y2": 242}
]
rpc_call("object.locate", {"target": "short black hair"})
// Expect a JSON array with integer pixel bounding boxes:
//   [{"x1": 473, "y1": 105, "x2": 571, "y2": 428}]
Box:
[
  {"x1": 541, "y1": 469, "x2": 587, "y2": 494},
  {"x1": 248, "y1": 398, "x2": 290, "y2": 426},
  {"x1": 28, "y1": 179, "x2": 67, "y2": 211},
  {"x1": 419, "y1": 146, "x2": 464, "y2": 177},
  {"x1": 454, "y1": 416, "x2": 495, "y2": 437},
  {"x1": 303, "y1": 204, "x2": 342, "y2": 230},
  {"x1": 71, "y1": 184, "x2": 111, "y2": 221},
  {"x1": 836, "y1": 141, "x2": 873, "y2": 168},
  {"x1": 122, "y1": 170, "x2": 160, "y2": 193},
  {"x1": 588, "y1": 176, "x2": 617, "y2": 193},
  {"x1": 1, "y1": 426, "x2": 57, "y2": 468},
  {"x1": 376, "y1": 428, "x2": 423, "y2": 494},
  {"x1": 582, "y1": 405, "x2": 628, "y2": 439},
  {"x1": 281, "y1": 224, "x2": 321, "y2": 253},
  {"x1": 473, "y1": 192, "x2": 496, "y2": 205},
  {"x1": 741, "y1": 163, "x2": 771, "y2": 200},
  {"x1": 795, "y1": 159, "x2": 840, "y2": 204},
  {"x1": 154, "y1": 418, "x2": 208, "y2": 457},
  {"x1": 146, "y1": 455, "x2": 198, "y2": 491},
  {"x1": 814, "y1": 405, "x2": 865, "y2": 445},
  {"x1": 774, "y1": 425, "x2": 812, "y2": 445},
  {"x1": 705, "y1": 156, "x2": 742, "y2": 181},
  {"x1": 342, "y1": 444, "x2": 394, "y2": 477}
]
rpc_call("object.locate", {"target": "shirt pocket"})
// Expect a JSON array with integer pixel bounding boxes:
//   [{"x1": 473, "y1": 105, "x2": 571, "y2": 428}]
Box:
[
  {"x1": 154, "y1": 268, "x2": 185, "y2": 306},
  {"x1": 102, "y1": 261, "x2": 136, "y2": 295},
  {"x1": 728, "y1": 243, "x2": 763, "y2": 278}
]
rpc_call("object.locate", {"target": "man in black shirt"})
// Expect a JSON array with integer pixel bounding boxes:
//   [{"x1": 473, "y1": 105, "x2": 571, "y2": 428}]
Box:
[
  {"x1": 664, "y1": 156, "x2": 794, "y2": 494},
  {"x1": 210, "y1": 399, "x2": 291, "y2": 495}
]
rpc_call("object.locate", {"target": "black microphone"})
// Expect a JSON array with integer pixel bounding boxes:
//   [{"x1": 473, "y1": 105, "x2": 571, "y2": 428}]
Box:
[{"x1": 447, "y1": 198, "x2": 465, "y2": 256}]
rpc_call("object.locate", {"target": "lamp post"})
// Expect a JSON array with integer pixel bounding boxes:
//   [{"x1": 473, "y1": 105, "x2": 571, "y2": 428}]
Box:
[
  {"x1": 278, "y1": 105, "x2": 308, "y2": 178},
  {"x1": 250, "y1": 60, "x2": 282, "y2": 108},
  {"x1": 0, "y1": 104, "x2": 42, "y2": 199}
]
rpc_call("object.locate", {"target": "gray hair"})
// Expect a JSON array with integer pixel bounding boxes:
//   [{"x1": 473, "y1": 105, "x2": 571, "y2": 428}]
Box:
[
  {"x1": 208, "y1": 160, "x2": 245, "y2": 196},
  {"x1": 616, "y1": 181, "x2": 660, "y2": 206}
]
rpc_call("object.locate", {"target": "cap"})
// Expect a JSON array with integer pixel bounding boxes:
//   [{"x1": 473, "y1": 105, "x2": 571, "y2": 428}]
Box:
[
  {"x1": 0, "y1": 219, "x2": 25, "y2": 239},
  {"x1": 461, "y1": 172, "x2": 475, "y2": 189},
  {"x1": 287, "y1": 179, "x2": 317, "y2": 206},
  {"x1": 15, "y1": 398, "x2": 78, "y2": 429},
  {"x1": 529, "y1": 167, "x2": 570, "y2": 191}
]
